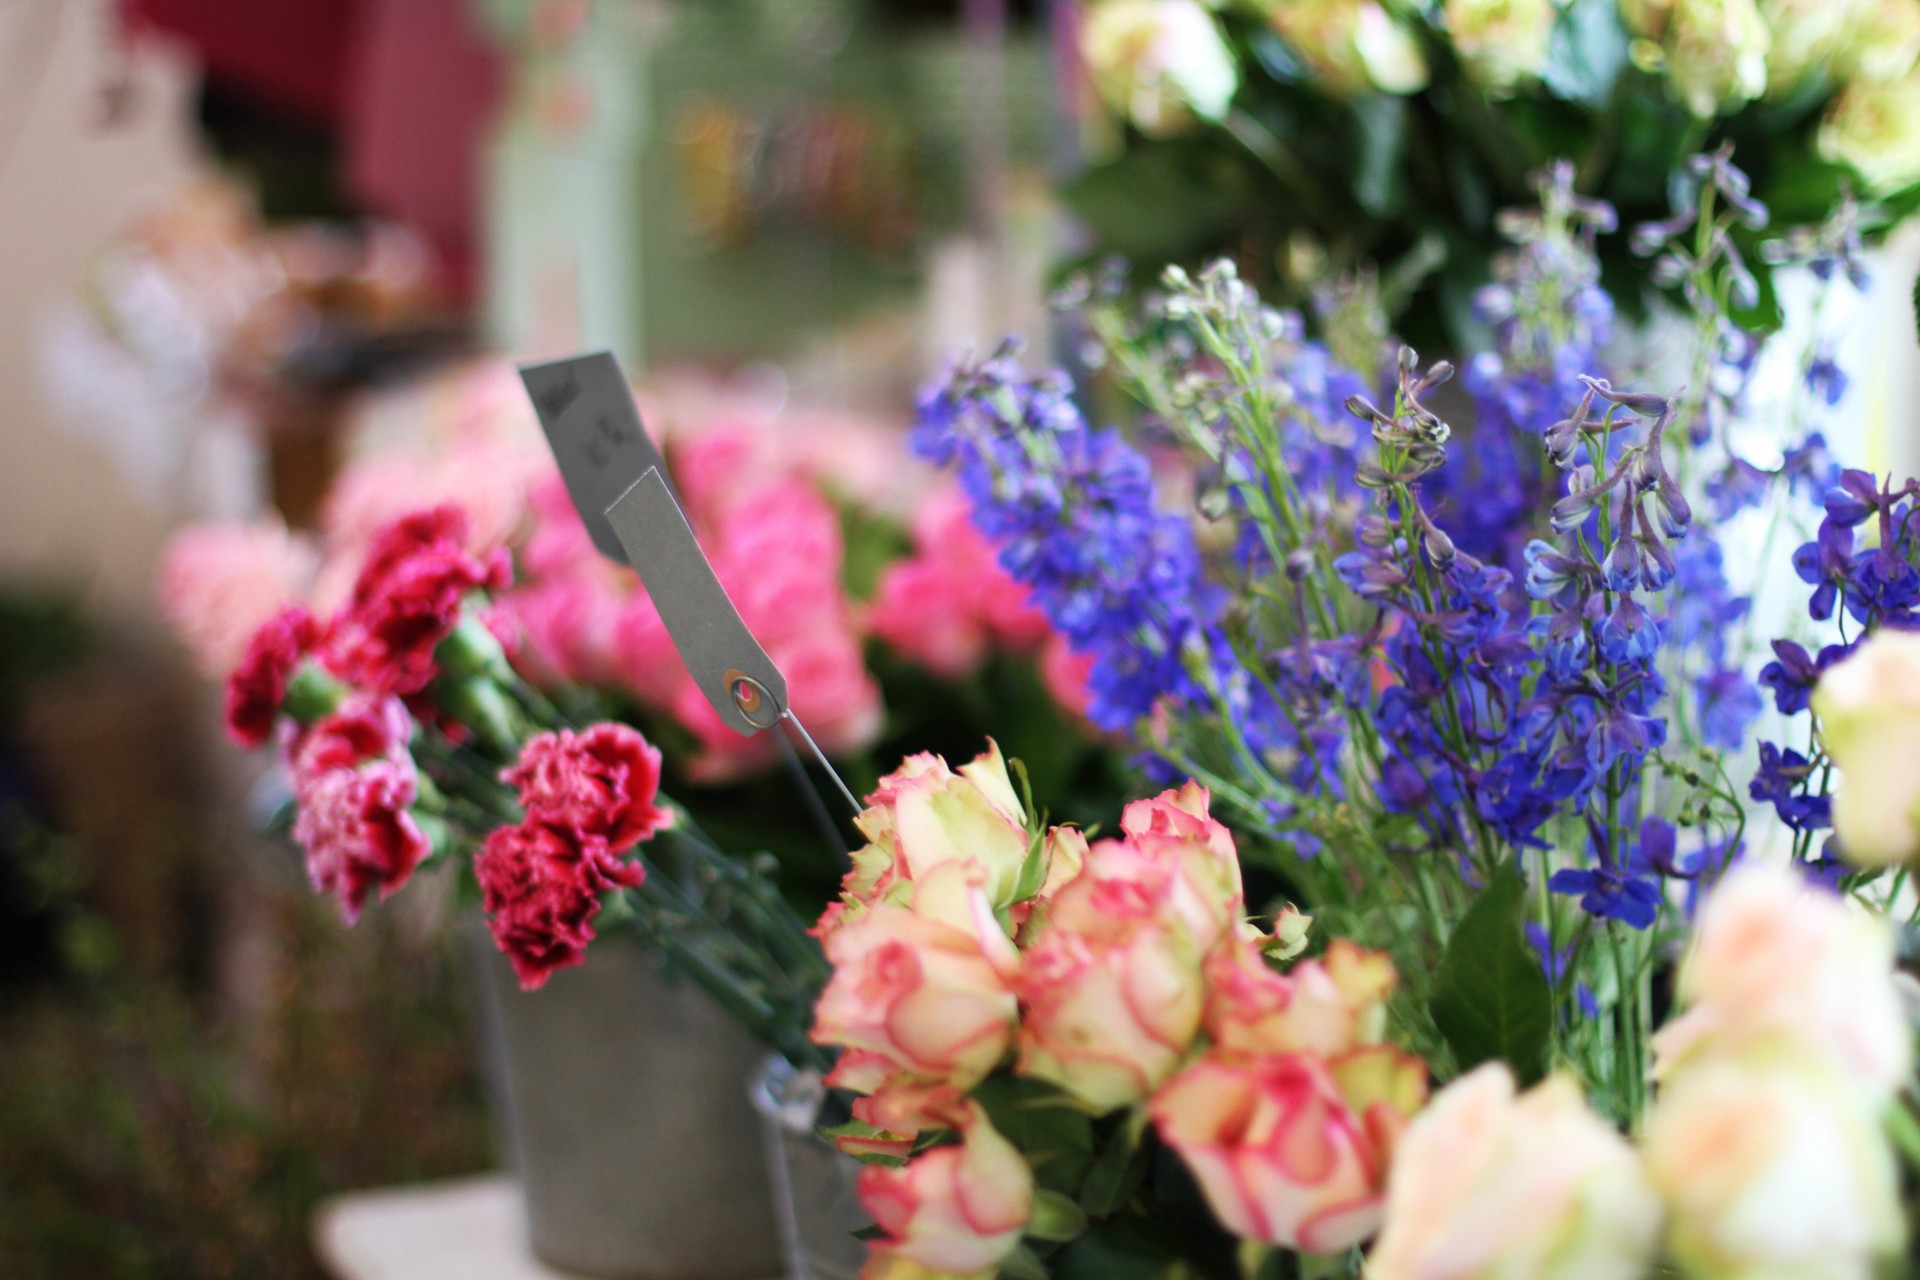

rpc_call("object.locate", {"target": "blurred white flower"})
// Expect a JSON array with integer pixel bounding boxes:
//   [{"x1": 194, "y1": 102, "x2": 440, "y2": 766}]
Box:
[
  {"x1": 1646, "y1": 1058, "x2": 1902, "y2": 1280},
  {"x1": 1368, "y1": 1065, "x2": 1661, "y2": 1280},
  {"x1": 1258, "y1": 0, "x2": 1430, "y2": 97},
  {"x1": 1818, "y1": 71, "x2": 1920, "y2": 196},
  {"x1": 1446, "y1": 0, "x2": 1557, "y2": 95},
  {"x1": 1081, "y1": 0, "x2": 1240, "y2": 137},
  {"x1": 1813, "y1": 627, "x2": 1920, "y2": 860},
  {"x1": 1621, "y1": 0, "x2": 1771, "y2": 117}
]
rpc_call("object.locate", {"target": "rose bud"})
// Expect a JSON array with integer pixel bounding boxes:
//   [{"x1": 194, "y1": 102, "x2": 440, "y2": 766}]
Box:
[
  {"x1": 834, "y1": 742, "x2": 1034, "y2": 923},
  {"x1": 1203, "y1": 938, "x2": 1398, "y2": 1061},
  {"x1": 1118, "y1": 782, "x2": 1247, "y2": 951},
  {"x1": 813, "y1": 864, "x2": 1020, "y2": 1094},
  {"x1": 1148, "y1": 1048, "x2": 1412, "y2": 1254},
  {"x1": 858, "y1": 1102, "x2": 1033, "y2": 1278},
  {"x1": 1015, "y1": 840, "x2": 1207, "y2": 1111},
  {"x1": 1367, "y1": 1065, "x2": 1660, "y2": 1280}
]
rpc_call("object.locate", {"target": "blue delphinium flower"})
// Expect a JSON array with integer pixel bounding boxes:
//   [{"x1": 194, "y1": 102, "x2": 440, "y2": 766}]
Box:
[
  {"x1": 913, "y1": 342, "x2": 1219, "y2": 732},
  {"x1": 1440, "y1": 163, "x2": 1616, "y2": 568}
]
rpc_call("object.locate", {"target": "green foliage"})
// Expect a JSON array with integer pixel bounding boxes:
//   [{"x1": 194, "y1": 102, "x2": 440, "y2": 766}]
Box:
[{"x1": 1428, "y1": 864, "x2": 1552, "y2": 1084}]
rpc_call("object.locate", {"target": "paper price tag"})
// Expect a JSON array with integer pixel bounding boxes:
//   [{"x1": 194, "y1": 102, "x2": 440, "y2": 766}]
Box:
[
  {"x1": 603, "y1": 468, "x2": 789, "y2": 738},
  {"x1": 520, "y1": 351, "x2": 679, "y2": 565},
  {"x1": 520, "y1": 353, "x2": 786, "y2": 738}
]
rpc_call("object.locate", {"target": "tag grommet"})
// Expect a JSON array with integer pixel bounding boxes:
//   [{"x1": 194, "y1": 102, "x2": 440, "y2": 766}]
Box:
[{"x1": 728, "y1": 670, "x2": 782, "y2": 730}]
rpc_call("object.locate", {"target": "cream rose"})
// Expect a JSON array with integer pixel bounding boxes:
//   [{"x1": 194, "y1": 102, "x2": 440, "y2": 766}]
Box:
[
  {"x1": 1150, "y1": 1048, "x2": 1414, "y2": 1253},
  {"x1": 1080, "y1": 0, "x2": 1240, "y2": 137},
  {"x1": 813, "y1": 866, "x2": 1021, "y2": 1094},
  {"x1": 831, "y1": 742, "x2": 1035, "y2": 930},
  {"x1": 1445, "y1": 0, "x2": 1556, "y2": 94},
  {"x1": 1820, "y1": 71, "x2": 1920, "y2": 197},
  {"x1": 1646, "y1": 1059, "x2": 1902, "y2": 1280},
  {"x1": 1813, "y1": 628, "x2": 1920, "y2": 861},
  {"x1": 1761, "y1": 0, "x2": 1876, "y2": 91},
  {"x1": 1652, "y1": 863, "x2": 1911, "y2": 1100},
  {"x1": 1203, "y1": 937, "x2": 1398, "y2": 1061},
  {"x1": 1367, "y1": 1065, "x2": 1661, "y2": 1280},
  {"x1": 1258, "y1": 0, "x2": 1429, "y2": 97},
  {"x1": 1622, "y1": 0, "x2": 1771, "y2": 117}
]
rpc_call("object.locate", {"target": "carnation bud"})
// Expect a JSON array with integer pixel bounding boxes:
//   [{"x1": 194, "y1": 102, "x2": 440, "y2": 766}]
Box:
[{"x1": 283, "y1": 663, "x2": 346, "y2": 725}]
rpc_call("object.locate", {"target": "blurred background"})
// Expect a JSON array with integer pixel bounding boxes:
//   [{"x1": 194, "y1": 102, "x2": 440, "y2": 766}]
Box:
[{"x1": 0, "y1": 2, "x2": 1067, "y2": 1275}]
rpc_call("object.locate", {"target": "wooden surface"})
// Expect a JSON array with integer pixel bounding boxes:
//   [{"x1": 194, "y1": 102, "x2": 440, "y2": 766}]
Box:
[{"x1": 313, "y1": 1175, "x2": 589, "y2": 1280}]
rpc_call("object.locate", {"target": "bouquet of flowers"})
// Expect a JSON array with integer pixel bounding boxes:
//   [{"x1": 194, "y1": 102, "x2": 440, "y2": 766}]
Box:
[
  {"x1": 161, "y1": 364, "x2": 1116, "y2": 910},
  {"x1": 1062, "y1": 0, "x2": 1920, "y2": 346},
  {"x1": 173, "y1": 144, "x2": 1920, "y2": 1278}
]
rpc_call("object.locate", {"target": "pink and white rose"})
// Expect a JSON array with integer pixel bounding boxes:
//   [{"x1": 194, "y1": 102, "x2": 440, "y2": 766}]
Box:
[
  {"x1": 857, "y1": 1101, "x2": 1033, "y2": 1279},
  {"x1": 1015, "y1": 838, "x2": 1210, "y2": 1111},
  {"x1": 1149, "y1": 1049, "x2": 1410, "y2": 1253},
  {"x1": 813, "y1": 866, "x2": 1021, "y2": 1094}
]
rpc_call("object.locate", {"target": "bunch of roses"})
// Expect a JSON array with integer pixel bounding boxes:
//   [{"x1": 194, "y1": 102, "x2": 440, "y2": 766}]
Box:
[
  {"x1": 476, "y1": 723, "x2": 673, "y2": 989},
  {"x1": 1364, "y1": 861, "x2": 1911, "y2": 1280},
  {"x1": 807, "y1": 743, "x2": 1430, "y2": 1277}
]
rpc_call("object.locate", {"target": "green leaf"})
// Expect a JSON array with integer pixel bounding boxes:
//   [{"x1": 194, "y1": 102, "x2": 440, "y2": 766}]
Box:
[
  {"x1": 1543, "y1": 0, "x2": 1629, "y2": 107},
  {"x1": 1428, "y1": 864, "x2": 1552, "y2": 1084},
  {"x1": 1078, "y1": 1117, "x2": 1150, "y2": 1216},
  {"x1": 1027, "y1": 1189, "x2": 1090, "y2": 1243},
  {"x1": 1350, "y1": 94, "x2": 1408, "y2": 218},
  {"x1": 1012, "y1": 828, "x2": 1050, "y2": 904},
  {"x1": 817, "y1": 1120, "x2": 909, "y2": 1167},
  {"x1": 1003, "y1": 1244, "x2": 1053, "y2": 1280}
]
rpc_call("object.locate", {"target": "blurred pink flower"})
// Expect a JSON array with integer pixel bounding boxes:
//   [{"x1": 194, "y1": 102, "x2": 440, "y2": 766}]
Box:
[
  {"x1": 158, "y1": 518, "x2": 318, "y2": 676},
  {"x1": 323, "y1": 431, "x2": 547, "y2": 565},
  {"x1": 871, "y1": 485, "x2": 1058, "y2": 684}
]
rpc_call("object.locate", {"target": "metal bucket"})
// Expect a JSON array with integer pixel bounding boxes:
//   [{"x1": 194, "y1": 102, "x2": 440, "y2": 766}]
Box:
[{"x1": 472, "y1": 929, "x2": 784, "y2": 1279}]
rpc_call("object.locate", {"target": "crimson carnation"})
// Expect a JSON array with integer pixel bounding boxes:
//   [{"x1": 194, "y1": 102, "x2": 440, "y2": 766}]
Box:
[
  {"x1": 325, "y1": 505, "x2": 511, "y2": 696},
  {"x1": 502, "y1": 723, "x2": 671, "y2": 853},
  {"x1": 224, "y1": 607, "x2": 321, "y2": 747},
  {"x1": 292, "y1": 760, "x2": 429, "y2": 923},
  {"x1": 475, "y1": 820, "x2": 645, "y2": 989},
  {"x1": 292, "y1": 692, "x2": 412, "y2": 772}
]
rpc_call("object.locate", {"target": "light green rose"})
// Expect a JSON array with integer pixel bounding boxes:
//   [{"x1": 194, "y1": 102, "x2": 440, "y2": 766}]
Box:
[
  {"x1": 1081, "y1": 0, "x2": 1240, "y2": 136},
  {"x1": 1621, "y1": 0, "x2": 1771, "y2": 117},
  {"x1": 1258, "y1": 0, "x2": 1430, "y2": 96},
  {"x1": 1446, "y1": 0, "x2": 1557, "y2": 95}
]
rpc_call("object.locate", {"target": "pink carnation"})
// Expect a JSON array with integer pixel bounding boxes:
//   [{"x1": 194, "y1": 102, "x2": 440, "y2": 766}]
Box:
[
  {"x1": 871, "y1": 485, "x2": 1052, "y2": 678},
  {"x1": 158, "y1": 519, "x2": 317, "y2": 677},
  {"x1": 502, "y1": 723, "x2": 672, "y2": 852},
  {"x1": 224, "y1": 607, "x2": 322, "y2": 748},
  {"x1": 520, "y1": 472, "x2": 603, "y2": 581},
  {"x1": 474, "y1": 819, "x2": 645, "y2": 990},
  {"x1": 289, "y1": 696, "x2": 428, "y2": 923},
  {"x1": 496, "y1": 576, "x2": 623, "y2": 687},
  {"x1": 324, "y1": 506, "x2": 511, "y2": 696}
]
